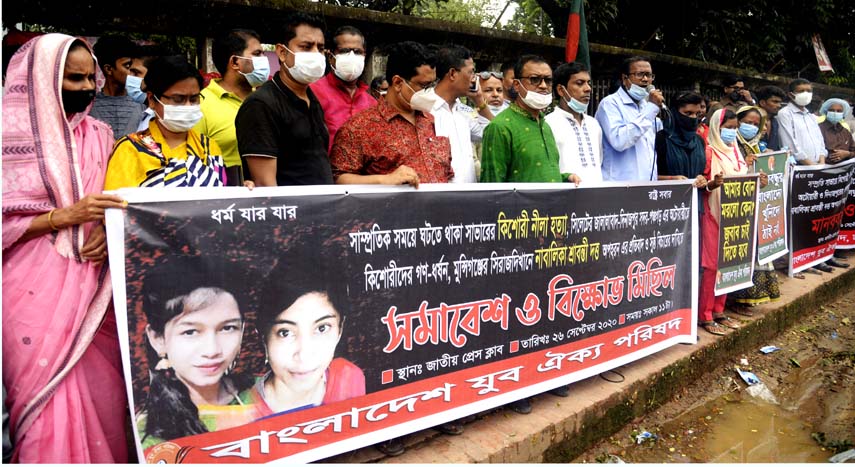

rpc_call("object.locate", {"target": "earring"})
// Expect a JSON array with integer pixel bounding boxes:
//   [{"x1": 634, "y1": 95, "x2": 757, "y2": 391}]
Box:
[
  {"x1": 154, "y1": 353, "x2": 171, "y2": 371},
  {"x1": 225, "y1": 358, "x2": 238, "y2": 376}
]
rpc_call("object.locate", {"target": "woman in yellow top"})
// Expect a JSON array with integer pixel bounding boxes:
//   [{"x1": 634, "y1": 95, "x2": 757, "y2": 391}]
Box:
[{"x1": 106, "y1": 55, "x2": 249, "y2": 189}]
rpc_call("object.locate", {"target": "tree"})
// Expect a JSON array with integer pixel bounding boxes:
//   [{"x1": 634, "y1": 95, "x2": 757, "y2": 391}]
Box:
[{"x1": 407, "y1": 0, "x2": 499, "y2": 27}]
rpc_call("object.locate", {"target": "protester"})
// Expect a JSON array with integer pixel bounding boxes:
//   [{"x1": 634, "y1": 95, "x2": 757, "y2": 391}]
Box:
[
  {"x1": 501, "y1": 60, "x2": 516, "y2": 104},
  {"x1": 595, "y1": 55, "x2": 664, "y2": 181},
  {"x1": 708, "y1": 74, "x2": 754, "y2": 115},
  {"x1": 697, "y1": 94, "x2": 711, "y2": 142},
  {"x1": 2, "y1": 33, "x2": 128, "y2": 463},
  {"x1": 235, "y1": 11, "x2": 332, "y2": 186},
  {"x1": 654, "y1": 91, "x2": 709, "y2": 188},
  {"x1": 105, "y1": 55, "x2": 245, "y2": 189},
  {"x1": 134, "y1": 44, "x2": 170, "y2": 132},
  {"x1": 369, "y1": 76, "x2": 388, "y2": 99},
  {"x1": 700, "y1": 109, "x2": 768, "y2": 335},
  {"x1": 545, "y1": 61, "x2": 604, "y2": 184},
  {"x1": 330, "y1": 41, "x2": 452, "y2": 187},
  {"x1": 311, "y1": 26, "x2": 376, "y2": 153},
  {"x1": 243, "y1": 258, "x2": 365, "y2": 417},
  {"x1": 90, "y1": 34, "x2": 146, "y2": 139},
  {"x1": 431, "y1": 45, "x2": 493, "y2": 183},
  {"x1": 755, "y1": 85, "x2": 787, "y2": 150},
  {"x1": 195, "y1": 29, "x2": 269, "y2": 186},
  {"x1": 137, "y1": 265, "x2": 254, "y2": 450},
  {"x1": 819, "y1": 98, "x2": 855, "y2": 164},
  {"x1": 478, "y1": 71, "x2": 507, "y2": 116},
  {"x1": 729, "y1": 105, "x2": 782, "y2": 309}
]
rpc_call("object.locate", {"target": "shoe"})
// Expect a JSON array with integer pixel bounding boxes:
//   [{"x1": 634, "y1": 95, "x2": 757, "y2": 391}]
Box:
[
  {"x1": 507, "y1": 398, "x2": 532, "y2": 414},
  {"x1": 376, "y1": 438, "x2": 405, "y2": 457},
  {"x1": 833, "y1": 250, "x2": 848, "y2": 259},
  {"x1": 701, "y1": 321, "x2": 728, "y2": 336},
  {"x1": 731, "y1": 306, "x2": 755, "y2": 317},
  {"x1": 814, "y1": 263, "x2": 833, "y2": 273},
  {"x1": 548, "y1": 385, "x2": 570, "y2": 397},
  {"x1": 827, "y1": 258, "x2": 849, "y2": 268},
  {"x1": 715, "y1": 316, "x2": 741, "y2": 329},
  {"x1": 436, "y1": 421, "x2": 464, "y2": 435}
]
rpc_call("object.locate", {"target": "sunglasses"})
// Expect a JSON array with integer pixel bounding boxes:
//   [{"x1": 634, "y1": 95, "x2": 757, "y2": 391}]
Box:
[{"x1": 477, "y1": 71, "x2": 503, "y2": 80}]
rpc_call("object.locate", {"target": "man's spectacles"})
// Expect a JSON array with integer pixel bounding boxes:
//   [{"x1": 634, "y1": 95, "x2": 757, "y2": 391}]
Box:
[
  {"x1": 335, "y1": 47, "x2": 366, "y2": 55},
  {"x1": 478, "y1": 71, "x2": 503, "y2": 80},
  {"x1": 407, "y1": 79, "x2": 437, "y2": 92},
  {"x1": 159, "y1": 93, "x2": 204, "y2": 105},
  {"x1": 520, "y1": 76, "x2": 553, "y2": 86},
  {"x1": 627, "y1": 72, "x2": 655, "y2": 81}
]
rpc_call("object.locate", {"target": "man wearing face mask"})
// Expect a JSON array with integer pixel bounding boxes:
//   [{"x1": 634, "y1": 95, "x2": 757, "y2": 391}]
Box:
[
  {"x1": 545, "y1": 61, "x2": 603, "y2": 184},
  {"x1": 480, "y1": 55, "x2": 578, "y2": 185},
  {"x1": 707, "y1": 74, "x2": 754, "y2": 116},
  {"x1": 777, "y1": 78, "x2": 827, "y2": 166},
  {"x1": 236, "y1": 12, "x2": 332, "y2": 186},
  {"x1": 369, "y1": 76, "x2": 389, "y2": 100},
  {"x1": 194, "y1": 29, "x2": 268, "y2": 186},
  {"x1": 330, "y1": 41, "x2": 453, "y2": 187},
  {"x1": 595, "y1": 56, "x2": 664, "y2": 181},
  {"x1": 90, "y1": 35, "x2": 146, "y2": 140},
  {"x1": 430, "y1": 45, "x2": 493, "y2": 184},
  {"x1": 310, "y1": 26, "x2": 376, "y2": 154}
]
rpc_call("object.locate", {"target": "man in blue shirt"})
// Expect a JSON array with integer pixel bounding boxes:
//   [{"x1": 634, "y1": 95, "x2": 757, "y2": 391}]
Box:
[{"x1": 595, "y1": 56, "x2": 664, "y2": 181}]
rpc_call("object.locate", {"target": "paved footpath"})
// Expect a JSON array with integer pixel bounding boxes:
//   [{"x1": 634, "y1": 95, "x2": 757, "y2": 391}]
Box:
[{"x1": 328, "y1": 265, "x2": 855, "y2": 463}]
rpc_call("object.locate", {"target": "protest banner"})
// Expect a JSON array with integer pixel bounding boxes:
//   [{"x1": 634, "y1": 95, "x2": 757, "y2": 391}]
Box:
[
  {"x1": 714, "y1": 174, "x2": 760, "y2": 295},
  {"x1": 789, "y1": 160, "x2": 855, "y2": 274},
  {"x1": 835, "y1": 163, "x2": 855, "y2": 249},
  {"x1": 105, "y1": 182, "x2": 698, "y2": 464},
  {"x1": 753, "y1": 151, "x2": 789, "y2": 264}
]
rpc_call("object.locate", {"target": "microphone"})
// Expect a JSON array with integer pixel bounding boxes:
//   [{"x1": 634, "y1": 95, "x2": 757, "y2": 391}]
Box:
[{"x1": 647, "y1": 85, "x2": 667, "y2": 111}]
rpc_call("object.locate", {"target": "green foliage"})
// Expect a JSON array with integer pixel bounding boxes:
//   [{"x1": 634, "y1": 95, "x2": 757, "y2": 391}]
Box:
[
  {"x1": 408, "y1": 0, "x2": 498, "y2": 27},
  {"x1": 503, "y1": 0, "x2": 554, "y2": 36}
]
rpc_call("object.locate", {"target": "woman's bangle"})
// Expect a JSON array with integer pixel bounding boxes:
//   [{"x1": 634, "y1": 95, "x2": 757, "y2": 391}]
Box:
[{"x1": 47, "y1": 209, "x2": 60, "y2": 231}]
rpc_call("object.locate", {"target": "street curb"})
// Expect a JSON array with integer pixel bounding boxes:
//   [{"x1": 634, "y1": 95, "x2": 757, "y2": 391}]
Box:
[{"x1": 328, "y1": 266, "x2": 855, "y2": 463}]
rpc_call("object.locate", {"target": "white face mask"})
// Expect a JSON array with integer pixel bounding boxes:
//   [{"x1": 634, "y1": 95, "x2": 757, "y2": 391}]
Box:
[
  {"x1": 333, "y1": 51, "x2": 365, "y2": 82},
  {"x1": 404, "y1": 81, "x2": 437, "y2": 112},
  {"x1": 237, "y1": 55, "x2": 271, "y2": 87},
  {"x1": 792, "y1": 91, "x2": 813, "y2": 107},
  {"x1": 154, "y1": 96, "x2": 203, "y2": 133},
  {"x1": 283, "y1": 46, "x2": 326, "y2": 84},
  {"x1": 517, "y1": 81, "x2": 552, "y2": 110}
]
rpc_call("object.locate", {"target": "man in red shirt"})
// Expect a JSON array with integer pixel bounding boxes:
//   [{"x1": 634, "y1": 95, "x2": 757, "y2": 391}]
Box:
[
  {"x1": 310, "y1": 26, "x2": 377, "y2": 153},
  {"x1": 330, "y1": 41, "x2": 453, "y2": 187}
]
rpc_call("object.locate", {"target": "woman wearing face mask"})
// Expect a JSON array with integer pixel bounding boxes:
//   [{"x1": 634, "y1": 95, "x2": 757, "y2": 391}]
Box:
[
  {"x1": 105, "y1": 55, "x2": 251, "y2": 190},
  {"x1": 2, "y1": 34, "x2": 129, "y2": 462},
  {"x1": 729, "y1": 106, "x2": 780, "y2": 311},
  {"x1": 242, "y1": 259, "x2": 365, "y2": 417},
  {"x1": 655, "y1": 91, "x2": 710, "y2": 188},
  {"x1": 136, "y1": 263, "x2": 255, "y2": 451},
  {"x1": 698, "y1": 109, "x2": 767, "y2": 335},
  {"x1": 819, "y1": 98, "x2": 855, "y2": 165}
]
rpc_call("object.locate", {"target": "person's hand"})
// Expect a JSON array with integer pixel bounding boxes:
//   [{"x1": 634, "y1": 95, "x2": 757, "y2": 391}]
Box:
[
  {"x1": 648, "y1": 88, "x2": 665, "y2": 107},
  {"x1": 828, "y1": 149, "x2": 849, "y2": 164},
  {"x1": 744, "y1": 153, "x2": 757, "y2": 167},
  {"x1": 385, "y1": 165, "x2": 420, "y2": 188},
  {"x1": 243, "y1": 180, "x2": 255, "y2": 190},
  {"x1": 567, "y1": 173, "x2": 582, "y2": 186},
  {"x1": 759, "y1": 171, "x2": 768, "y2": 188},
  {"x1": 80, "y1": 224, "x2": 108, "y2": 264},
  {"x1": 693, "y1": 175, "x2": 708, "y2": 188},
  {"x1": 708, "y1": 171, "x2": 725, "y2": 190},
  {"x1": 54, "y1": 194, "x2": 126, "y2": 228},
  {"x1": 467, "y1": 79, "x2": 485, "y2": 108},
  {"x1": 738, "y1": 89, "x2": 753, "y2": 103}
]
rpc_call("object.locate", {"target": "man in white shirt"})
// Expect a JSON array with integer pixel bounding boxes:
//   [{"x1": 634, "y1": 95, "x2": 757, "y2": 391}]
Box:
[
  {"x1": 777, "y1": 78, "x2": 828, "y2": 165},
  {"x1": 431, "y1": 45, "x2": 493, "y2": 183},
  {"x1": 545, "y1": 62, "x2": 603, "y2": 184}
]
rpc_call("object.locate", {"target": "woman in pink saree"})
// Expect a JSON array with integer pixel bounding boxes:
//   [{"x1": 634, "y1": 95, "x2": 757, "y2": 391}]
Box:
[{"x1": 2, "y1": 34, "x2": 128, "y2": 462}]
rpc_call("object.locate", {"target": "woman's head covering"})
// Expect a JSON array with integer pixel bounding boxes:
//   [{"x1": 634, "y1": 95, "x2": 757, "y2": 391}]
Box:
[
  {"x1": 2, "y1": 33, "x2": 112, "y2": 258},
  {"x1": 735, "y1": 105, "x2": 767, "y2": 154},
  {"x1": 819, "y1": 98, "x2": 851, "y2": 117},
  {"x1": 661, "y1": 105, "x2": 706, "y2": 179},
  {"x1": 707, "y1": 108, "x2": 737, "y2": 157}
]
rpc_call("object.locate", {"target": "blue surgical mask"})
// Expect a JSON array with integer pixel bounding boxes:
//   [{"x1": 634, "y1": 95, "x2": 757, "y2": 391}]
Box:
[
  {"x1": 720, "y1": 127, "x2": 738, "y2": 145},
  {"x1": 827, "y1": 111, "x2": 844, "y2": 124},
  {"x1": 738, "y1": 122, "x2": 759, "y2": 140},
  {"x1": 125, "y1": 75, "x2": 147, "y2": 104},
  {"x1": 626, "y1": 83, "x2": 649, "y2": 101},
  {"x1": 238, "y1": 56, "x2": 271, "y2": 88},
  {"x1": 566, "y1": 96, "x2": 589, "y2": 114}
]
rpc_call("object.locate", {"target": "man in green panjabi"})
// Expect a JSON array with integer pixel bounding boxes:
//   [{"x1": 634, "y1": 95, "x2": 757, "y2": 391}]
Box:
[{"x1": 480, "y1": 54, "x2": 580, "y2": 184}]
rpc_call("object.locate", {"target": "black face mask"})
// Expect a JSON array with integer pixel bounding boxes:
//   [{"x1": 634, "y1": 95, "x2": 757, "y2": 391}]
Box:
[
  {"x1": 728, "y1": 90, "x2": 742, "y2": 102},
  {"x1": 62, "y1": 89, "x2": 96, "y2": 114},
  {"x1": 674, "y1": 111, "x2": 700, "y2": 131}
]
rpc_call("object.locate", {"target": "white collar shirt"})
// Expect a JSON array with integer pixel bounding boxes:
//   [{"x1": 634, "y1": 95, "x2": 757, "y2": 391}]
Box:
[{"x1": 545, "y1": 106, "x2": 604, "y2": 184}]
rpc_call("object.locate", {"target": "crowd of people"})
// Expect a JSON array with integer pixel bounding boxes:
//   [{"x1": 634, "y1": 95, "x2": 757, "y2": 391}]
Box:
[{"x1": 3, "y1": 10, "x2": 855, "y2": 463}]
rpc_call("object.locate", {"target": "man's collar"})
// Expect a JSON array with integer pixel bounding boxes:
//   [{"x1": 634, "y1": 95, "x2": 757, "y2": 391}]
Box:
[
  {"x1": 329, "y1": 73, "x2": 368, "y2": 93},
  {"x1": 205, "y1": 79, "x2": 229, "y2": 98},
  {"x1": 509, "y1": 102, "x2": 541, "y2": 121},
  {"x1": 617, "y1": 86, "x2": 637, "y2": 105}
]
